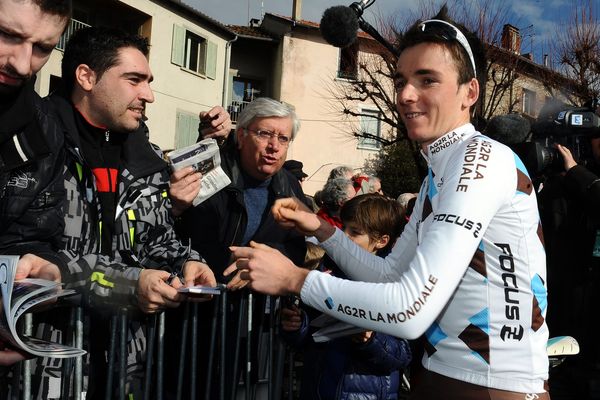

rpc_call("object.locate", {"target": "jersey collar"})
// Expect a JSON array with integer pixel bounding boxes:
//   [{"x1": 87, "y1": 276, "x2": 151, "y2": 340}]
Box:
[{"x1": 421, "y1": 124, "x2": 477, "y2": 170}]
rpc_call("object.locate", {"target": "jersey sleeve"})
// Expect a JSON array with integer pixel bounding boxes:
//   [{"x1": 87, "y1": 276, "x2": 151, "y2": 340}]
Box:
[{"x1": 301, "y1": 138, "x2": 515, "y2": 339}]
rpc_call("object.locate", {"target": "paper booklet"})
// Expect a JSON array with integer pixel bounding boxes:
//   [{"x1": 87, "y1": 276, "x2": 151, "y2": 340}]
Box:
[
  {"x1": 0, "y1": 255, "x2": 86, "y2": 358},
  {"x1": 310, "y1": 313, "x2": 366, "y2": 343},
  {"x1": 168, "y1": 138, "x2": 231, "y2": 205},
  {"x1": 177, "y1": 285, "x2": 223, "y2": 295}
]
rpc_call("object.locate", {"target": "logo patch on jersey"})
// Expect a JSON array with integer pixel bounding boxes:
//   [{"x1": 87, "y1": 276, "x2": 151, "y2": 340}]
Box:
[
  {"x1": 456, "y1": 138, "x2": 492, "y2": 192},
  {"x1": 432, "y1": 213, "x2": 483, "y2": 238},
  {"x1": 324, "y1": 297, "x2": 335, "y2": 309}
]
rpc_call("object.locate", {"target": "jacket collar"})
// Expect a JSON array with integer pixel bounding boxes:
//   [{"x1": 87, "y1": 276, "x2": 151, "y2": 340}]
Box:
[
  {"x1": 221, "y1": 143, "x2": 294, "y2": 198},
  {"x1": 51, "y1": 91, "x2": 167, "y2": 180}
]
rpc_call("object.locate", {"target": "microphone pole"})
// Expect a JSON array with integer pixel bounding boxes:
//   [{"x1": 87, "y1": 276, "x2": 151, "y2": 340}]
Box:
[
  {"x1": 348, "y1": 1, "x2": 399, "y2": 58},
  {"x1": 356, "y1": 17, "x2": 399, "y2": 57}
]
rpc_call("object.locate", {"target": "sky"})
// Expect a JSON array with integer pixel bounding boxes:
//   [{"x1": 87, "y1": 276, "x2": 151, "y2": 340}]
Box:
[{"x1": 184, "y1": 0, "x2": 585, "y2": 64}]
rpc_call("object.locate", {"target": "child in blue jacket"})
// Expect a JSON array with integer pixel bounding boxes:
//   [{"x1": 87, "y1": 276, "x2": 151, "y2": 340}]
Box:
[{"x1": 281, "y1": 194, "x2": 412, "y2": 400}]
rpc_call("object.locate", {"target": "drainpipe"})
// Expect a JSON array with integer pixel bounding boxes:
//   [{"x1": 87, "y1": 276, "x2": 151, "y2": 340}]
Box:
[
  {"x1": 292, "y1": 0, "x2": 302, "y2": 21},
  {"x1": 222, "y1": 35, "x2": 238, "y2": 108}
]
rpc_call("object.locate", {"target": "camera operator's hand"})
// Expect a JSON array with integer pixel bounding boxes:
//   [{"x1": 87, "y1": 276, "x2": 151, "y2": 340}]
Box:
[{"x1": 557, "y1": 144, "x2": 578, "y2": 172}]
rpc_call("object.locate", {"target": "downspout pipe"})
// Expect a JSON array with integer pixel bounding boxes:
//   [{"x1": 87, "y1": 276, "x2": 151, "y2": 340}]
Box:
[{"x1": 222, "y1": 35, "x2": 239, "y2": 108}]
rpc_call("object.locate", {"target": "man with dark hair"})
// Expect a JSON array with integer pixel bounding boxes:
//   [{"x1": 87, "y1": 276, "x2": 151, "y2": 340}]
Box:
[
  {"x1": 0, "y1": 0, "x2": 71, "y2": 366},
  {"x1": 229, "y1": 6, "x2": 550, "y2": 399},
  {"x1": 30, "y1": 26, "x2": 223, "y2": 399}
]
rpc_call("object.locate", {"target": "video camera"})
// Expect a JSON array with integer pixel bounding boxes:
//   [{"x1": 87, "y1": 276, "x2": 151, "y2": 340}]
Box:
[{"x1": 513, "y1": 101, "x2": 600, "y2": 177}]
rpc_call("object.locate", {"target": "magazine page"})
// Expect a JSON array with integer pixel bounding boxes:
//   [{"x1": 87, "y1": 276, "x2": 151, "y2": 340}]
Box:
[
  {"x1": 10, "y1": 279, "x2": 59, "y2": 313},
  {"x1": 0, "y1": 255, "x2": 18, "y2": 346},
  {"x1": 312, "y1": 322, "x2": 365, "y2": 343},
  {"x1": 0, "y1": 255, "x2": 18, "y2": 312},
  {"x1": 310, "y1": 313, "x2": 365, "y2": 343},
  {"x1": 168, "y1": 138, "x2": 231, "y2": 205},
  {"x1": 0, "y1": 255, "x2": 86, "y2": 358},
  {"x1": 18, "y1": 336, "x2": 85, "y2": 357}
]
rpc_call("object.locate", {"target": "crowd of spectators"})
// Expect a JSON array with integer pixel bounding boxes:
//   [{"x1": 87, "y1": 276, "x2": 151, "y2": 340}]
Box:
[{"x1": 2, "y1": 1, "x2": 599, "y2": 400}]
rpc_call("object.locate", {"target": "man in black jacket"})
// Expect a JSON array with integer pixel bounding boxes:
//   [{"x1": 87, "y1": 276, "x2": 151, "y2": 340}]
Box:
[
  {"x1": 0, "y1": 0, "x2": 71, "y2": 366},
  {"x1": 544, "y1": 132, "x2": 600, "y2": 399},
  {"x1": 170, "y1": 97, "x2": 307, "y2": 398}
]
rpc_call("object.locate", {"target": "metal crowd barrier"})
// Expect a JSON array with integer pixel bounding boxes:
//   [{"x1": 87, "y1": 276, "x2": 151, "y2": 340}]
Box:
[{"x1": 6, "y1": 290, "x2": 297, "y2": 400}]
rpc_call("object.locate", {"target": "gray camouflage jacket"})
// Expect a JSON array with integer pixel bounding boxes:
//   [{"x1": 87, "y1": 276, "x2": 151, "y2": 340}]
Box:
[{"x1": 50, "y1": 94, "x2": 200, "y2": 310}]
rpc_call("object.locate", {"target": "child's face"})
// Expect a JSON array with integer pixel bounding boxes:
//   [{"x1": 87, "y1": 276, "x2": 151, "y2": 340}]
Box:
[{"x1": 343, "y1": 222, "x2": 378, "y2": 254}]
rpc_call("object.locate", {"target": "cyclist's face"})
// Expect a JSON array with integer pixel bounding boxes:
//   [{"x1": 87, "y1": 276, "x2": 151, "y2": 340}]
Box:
[{"x1": 394, "y1": 43, "x2": 478, "y2": 149}]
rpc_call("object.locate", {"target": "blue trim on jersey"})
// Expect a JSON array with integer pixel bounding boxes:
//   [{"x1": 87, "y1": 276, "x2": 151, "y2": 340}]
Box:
[
  {"x1": 478, "y1": 241, "x2": 485, "y2": 252},
  {"x1": 469, "y1": 308, "x2": 489, "y2": 335},
  {"x1": 425, "y1": 322, "x2": 447, "y2": 347},
  {"x1": 428, "y1": 168, "x2": 438, "y2": 199},
  {"x1": 471, "y1": 350, "x2": 488, "y2": 364},
  {"x1": 513, "y1": 153, "x2": 531, "y2": 178},
  {"x1": 531, "y1": 274, "x2": 548, "y2": 313}
]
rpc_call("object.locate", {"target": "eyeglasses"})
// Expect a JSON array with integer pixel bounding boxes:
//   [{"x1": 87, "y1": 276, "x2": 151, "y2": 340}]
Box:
[
  {"x1": 245, "y1": 128, "x2": 292, "y2": 146},
  {"x1": 418, "y1": 19, "x2": 477, "y2": 77}
]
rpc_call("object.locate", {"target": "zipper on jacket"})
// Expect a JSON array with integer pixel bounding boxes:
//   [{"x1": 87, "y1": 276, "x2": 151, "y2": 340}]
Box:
[
  {"x1": 230, "y1": 214, "x2": 242, "y2": 246},
  {"x1": 105, "y1": 130, "x2": 110, "y2": 142}
]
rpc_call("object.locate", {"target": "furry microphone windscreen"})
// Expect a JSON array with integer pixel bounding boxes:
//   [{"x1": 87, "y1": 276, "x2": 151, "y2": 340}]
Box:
[{"x1": 320, "y1": 6, "x2": 359, "y2": 48}]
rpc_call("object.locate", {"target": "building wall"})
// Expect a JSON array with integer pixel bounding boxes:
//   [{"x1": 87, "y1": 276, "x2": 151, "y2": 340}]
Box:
[
  {"x1": 484, "y1": 63, "x2": 570, "y2": 118},
  {"x1": 277, "y1": 32, "x2": 387, "y2": 195},
  {"x1": 36, "y1": 0, "x2": 231, "y2": 151}
]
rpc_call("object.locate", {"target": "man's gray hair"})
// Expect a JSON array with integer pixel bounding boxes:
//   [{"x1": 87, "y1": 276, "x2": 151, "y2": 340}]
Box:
[
  {"x1": 321, "y1": 178, "x2": 353, "y2": 212},
  {"x1": 237, "y1": 97, "x2": 301, "y2": 140},
  {"x1": 328, "y1": 165, "x2": 354, "y2": 181}
]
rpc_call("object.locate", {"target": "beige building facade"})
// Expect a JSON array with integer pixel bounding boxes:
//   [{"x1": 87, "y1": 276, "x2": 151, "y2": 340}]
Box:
[{"x1": 230, "y1": 15, "x2": 392, "y2": 195}]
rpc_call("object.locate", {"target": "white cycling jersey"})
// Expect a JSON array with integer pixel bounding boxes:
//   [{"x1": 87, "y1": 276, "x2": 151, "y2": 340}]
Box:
[{"x1": 300, "y1": 123, "x2": 548, "y2": 393}]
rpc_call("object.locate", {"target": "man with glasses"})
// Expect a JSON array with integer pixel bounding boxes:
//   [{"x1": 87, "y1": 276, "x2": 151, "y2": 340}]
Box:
[
  {"x1": 227, "y1": 7, "x2": 549, "y2": 399},
  {"x1": 169, "y1": 97, "x2": 307, "y2": 398}
]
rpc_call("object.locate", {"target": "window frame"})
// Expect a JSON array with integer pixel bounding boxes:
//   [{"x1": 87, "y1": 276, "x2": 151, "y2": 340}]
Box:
[
  {"x1": 522, "y1": 88, "x2": 537, "y2": 116},
  {"x1": 171, "y1": 24, "x2": 218, "y2": 80},
  {"x1": 357, "y1": 107, "x2": 382, "y2": 151},
  {"x1": 336, "y1": 41, "x2": 359, "y2": 81}
]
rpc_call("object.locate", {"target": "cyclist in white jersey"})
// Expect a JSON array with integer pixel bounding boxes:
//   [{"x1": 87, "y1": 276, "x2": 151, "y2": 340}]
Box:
[{"x1": 226, "y1": 7, "x2": 549, "y2": 399}]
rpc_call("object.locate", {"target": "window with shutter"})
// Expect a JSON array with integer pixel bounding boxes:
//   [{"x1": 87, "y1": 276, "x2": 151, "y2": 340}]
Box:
[
  {"x1": 358, "y1": 109, "x2": 382, "y2": 150},
  {"x1": 171, "y1": 24, "x2": 218, "y2": 80}
]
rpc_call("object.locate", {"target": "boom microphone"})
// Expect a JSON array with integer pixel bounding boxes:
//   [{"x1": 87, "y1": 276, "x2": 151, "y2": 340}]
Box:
[
  {"x1": 484, "y1": 114, "x2": 531, "y2": 145},
  {"x1": 320, "y1": 6, "x2": 359, "y2": 48},
  {"x1": 320, "y1": 2, "x2": 399, "y2": 56}
]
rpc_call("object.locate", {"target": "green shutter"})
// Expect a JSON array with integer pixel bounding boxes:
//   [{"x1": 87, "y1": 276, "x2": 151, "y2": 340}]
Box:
[
  {"x1": 171, "y1": 24, "x2": 185, "y2": 66},
  {"x1": 189, "y1": 113, "x2": 200, "y2": 144},
  {"x1": 205, "y1": 41, "x2": 218, "y2": 80},
  {"x1": 176, "y1": 111, "x2": 201, "y2": 148}
]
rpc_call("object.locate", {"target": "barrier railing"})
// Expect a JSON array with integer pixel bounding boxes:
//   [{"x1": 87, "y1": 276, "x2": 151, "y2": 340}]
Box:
[{"x1": 4, "y1": 290, "x2": 295, "y2": 400}]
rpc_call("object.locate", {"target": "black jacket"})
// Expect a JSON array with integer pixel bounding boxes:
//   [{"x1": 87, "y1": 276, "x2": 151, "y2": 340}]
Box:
[
  {"x1": 0, "y1": 81, "x2": 65, "y2": 269},
  {"x1": 178, "y1": 142, "x2": 307, "y2": 279}
]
